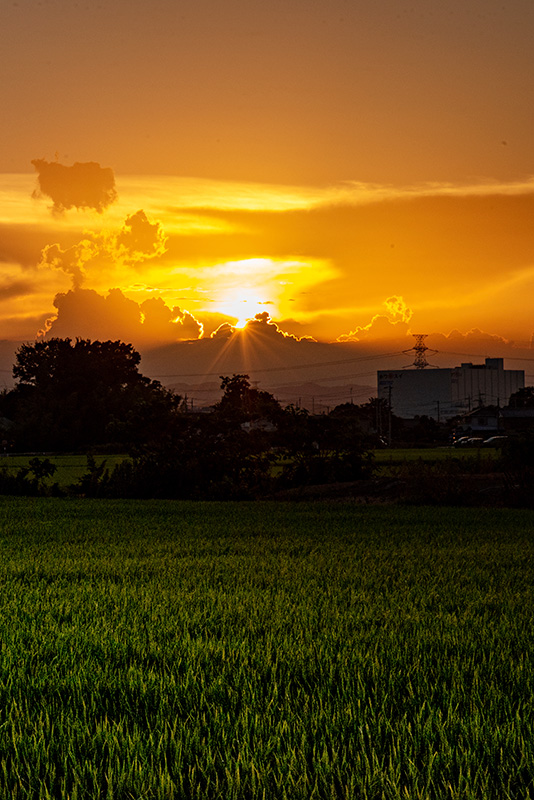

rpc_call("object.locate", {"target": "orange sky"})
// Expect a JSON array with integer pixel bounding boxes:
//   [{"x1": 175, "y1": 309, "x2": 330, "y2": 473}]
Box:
[{"x1": 0, "y1": 0, "x2": 533, "y2": 361}]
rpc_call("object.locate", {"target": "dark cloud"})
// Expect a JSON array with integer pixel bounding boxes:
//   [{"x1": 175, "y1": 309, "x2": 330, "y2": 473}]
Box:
[
  {"x1": 41, "y1": 287, "x2": 202, "y2": 345},
  {"x1": 276, "y1": 317, "x2": 321, "y2": 340},
  {"x1": 210, "y1": 322, "x2": 235, "y2": 339},
  {"x1": 209, "y1": 312, "x2": 316, "y2": 343},
  {"x1": 0, "y1": 280, "x2": 34, "y2": 301},
  {"x1": 427, "y1": 329, "x2": 512, "y2": 349},
  {"x1": 116, "y1": 210, "x2": 167, "y2": 261},
  {"x1": 140, "y1": 297, "x2": 203, "y2": 340},
  {"x1": 245, "y1": 312, "x2": 298, "y2": 339},
  {"x1": 31, "y1": 159, "x2": 117, "y2": 214}
]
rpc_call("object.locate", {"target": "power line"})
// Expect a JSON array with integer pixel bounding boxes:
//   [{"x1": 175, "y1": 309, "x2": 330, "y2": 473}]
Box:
[
  {"x1": 437, "y1": 349, "x2": 534, "y2": 364},
  {"x1": 149, "y1": 350, "x2": 406, "y2": 379}
]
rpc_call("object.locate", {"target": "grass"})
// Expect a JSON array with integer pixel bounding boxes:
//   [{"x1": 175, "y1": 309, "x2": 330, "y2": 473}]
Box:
[
  {"x1": 0, "y1": 447, "x2": 498, "y2": 492},
  {"x1": 373, "y1": 446, "x2": 497, "y2": 464},
  {"x1": 0, "y1": 498, "x2": 532, "y2": 798},
  {"x1": 0, "y1": 454, "x2": 126, "y2": 489}
]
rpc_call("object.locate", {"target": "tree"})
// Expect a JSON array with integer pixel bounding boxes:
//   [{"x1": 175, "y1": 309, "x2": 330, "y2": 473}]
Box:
[
  {"x1": 507, "y1": 386, "x2": 534, "y2": 409},
  {"x1": 4, "y1": 338, "x2": 180, "y2": 451},
  {"x1": 13, "y1": 338, "x2": 146, "y2": 390},
  {"x1": 215, "y1": 374, "x2": 283, "y2": 425}
]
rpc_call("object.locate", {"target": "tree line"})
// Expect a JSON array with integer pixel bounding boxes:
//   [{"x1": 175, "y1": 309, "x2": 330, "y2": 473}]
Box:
[{"x1": 0, "y1": 338, "x2": 378, "y2": 499}]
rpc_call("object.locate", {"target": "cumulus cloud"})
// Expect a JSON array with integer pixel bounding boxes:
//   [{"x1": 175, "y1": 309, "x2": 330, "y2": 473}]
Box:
[
  {"x1": 337, "y1": 296, "x2": 413, "y2": 342},
  {"x1": 383, "y1": 295, "x2": 413, "y2": 323},
  {"x1": 40, "y1": 287, "x2": 203, "y2": 345},
  {"x1": 427, "y1": 328, "x2": 512, "y2": 349},
  {"x1": 140, "y1": 296, "x2": 203, "y2": 340},
  {"x1": 116, "y1": 210, "x2": 167, "y2": 262},
  {"x1": 39, "y1": 241, "x2": 97, "y2": 289},
  {"x1": 31, "y1": 159, "x2": 117, "y2": 214},
  {"x1": 210, "y1": 322, "x2": 235, "y2": 339},
  {"x1": 209, "y1": 312, "x2": 315, "y2": 342},
  {"x1": 243, "y1": 312, "x2": 315, "y2": 341},
  {"x1": 38, "y1": 210, "x2": 168, "y2": 289}
]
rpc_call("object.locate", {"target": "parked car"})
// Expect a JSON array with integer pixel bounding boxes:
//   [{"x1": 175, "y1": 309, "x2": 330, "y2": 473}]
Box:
[
  {"x1": 482, "y1": 435, "x2": 508, "y2": 447},
  {"x1": 453, "y1": 436, "x2": 471, "y2": 447}
]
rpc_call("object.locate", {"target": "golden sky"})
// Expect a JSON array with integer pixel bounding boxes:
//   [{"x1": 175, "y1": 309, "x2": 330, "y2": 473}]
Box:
[{"x1": 0, "y1": 0, "x2": 533, "y2": 356}]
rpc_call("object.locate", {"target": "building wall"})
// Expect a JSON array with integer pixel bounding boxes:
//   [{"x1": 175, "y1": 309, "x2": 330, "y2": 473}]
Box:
[
  {"x1": 377, "y1": 369, "x2": 453, "y2": 419},
  {"x1": 451, "y1": 359, "x2": 524, "y2": 411},
  {"x1": 378, "y1": 358, "x2": 524, "y2": 419}
]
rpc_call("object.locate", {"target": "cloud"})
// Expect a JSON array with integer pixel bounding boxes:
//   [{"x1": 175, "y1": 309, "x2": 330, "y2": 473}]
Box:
[
  {"x1": 116, "y1": 210, "x2": 168, "y2": 261},
  {"x1": 210, "y1": 322, "x2": 235, "y2": 340},
  {"x1": 209, "y1": 312, "x2": 315, "y2": 342},
  {"x1": 0, "y1": 280, "x2": 35, "y2": 301},
  {"x1": 446, "y1": 328, "x2": 510, "y2": 344},
  {"x1": 337, "y1": 296, "x2": 413, "y2": 342},
  {"x1": 39, "y1": 241, "x2": 95, "y2": 289},
  {"x1": 41, "y1": 287, "x2": 203, "y2": 345},
  {"x1": 157, "y1": 188, "x2": 534, "y2": 335},
  {"x1": 31, "y1": 159, "x2": 118, "y2": 214},
  {"x1": 0, "y1": 224, "x2": 61, "y2": 269},
  {"x1": 427, "y1": 328, "x2": 512, "y2": 350},
  {"x1": 383, "y1": 295, "x2": 413, "y2": 323},
  {"x1": 140, "y1": 296, "x2": 203, "y2": 340},
  {"x1": 242, "y1": 312, "x2": 315, "y2": 341},
  {"x1": 38, "y1": 210, "x2": 168, "y2": 289}
]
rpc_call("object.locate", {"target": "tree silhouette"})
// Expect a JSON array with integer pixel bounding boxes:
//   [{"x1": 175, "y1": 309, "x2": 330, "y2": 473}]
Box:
[{"x1": 5, "y1": 338, "x2": 179, "y2": 451}]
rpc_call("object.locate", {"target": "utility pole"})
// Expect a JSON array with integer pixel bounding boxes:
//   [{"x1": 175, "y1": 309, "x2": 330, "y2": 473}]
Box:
[
  {"x1": 388, "y1": 386, "x2": 392, "y2": 446},
  {"x1": 436, "y1": 400, "x2": 440, "y2": 423}
]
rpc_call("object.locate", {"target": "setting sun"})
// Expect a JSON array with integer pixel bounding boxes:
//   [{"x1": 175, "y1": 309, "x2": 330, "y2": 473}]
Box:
[{"x1": 218, "y1": 284, "x2": 274, "y2": 328}]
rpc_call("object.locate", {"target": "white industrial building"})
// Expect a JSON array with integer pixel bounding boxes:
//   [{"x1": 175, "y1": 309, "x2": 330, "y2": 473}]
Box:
[{"x1": 377, "y1": 358, "x2": 524, "y2": 420}]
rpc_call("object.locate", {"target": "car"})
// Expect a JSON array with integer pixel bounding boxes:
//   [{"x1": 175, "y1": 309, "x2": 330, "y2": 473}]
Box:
[
  {"x1": 453, "y1": 436, "x2": 471, "y2": 447},
  {"x1": 482, "y1": 435, "x2": 508, "y2": 447}
]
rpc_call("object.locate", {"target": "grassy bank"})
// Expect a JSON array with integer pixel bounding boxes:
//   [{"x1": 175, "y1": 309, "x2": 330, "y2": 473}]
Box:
[{"x1": 0, "y1": 498, "x2": 532, "y2": 798}]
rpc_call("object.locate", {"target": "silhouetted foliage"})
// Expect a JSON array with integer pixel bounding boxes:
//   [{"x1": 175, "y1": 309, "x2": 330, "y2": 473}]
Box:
[
  {"x1": 507, "y1": 386, "x2": 534, "y2": 409},
  {"x1": 397, "y1": 415, "x2": 448, "y2": 446},
  {"x1": 276, "y1": 406, "x2": 374, "y2": 488},
  {"x1": 0, "y1": 457, "x2": 59, "y2": 496},
  {"x1": 76, "y1": 413, "x2": 276, "y2": 500},
  {"x1": 2, "y1": 338, "x2": 181, "y2": 452},
  {"x1": 0, "y1": 354, "x2": 379, "y2": 499},
  {"x1": 215, "y1": 374, "x2": 284, "y2": 426},
  {"x1": 70, "y1": 374, "x2": 375, "y2": 499}
]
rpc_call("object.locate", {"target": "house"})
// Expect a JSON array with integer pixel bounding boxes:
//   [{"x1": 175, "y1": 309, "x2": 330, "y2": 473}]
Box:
[{"x1": 455, "y1": 405, "x2": 501, "y2": 437}]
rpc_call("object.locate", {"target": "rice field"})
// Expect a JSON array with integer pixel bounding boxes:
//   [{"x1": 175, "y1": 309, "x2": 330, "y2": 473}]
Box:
[
  {"x1": 0, "y1": 497, "x2": 532, "y2": 799},
  {"x1": 0, "y1": 446, "x2": 493, "y2": 492},
  {"x1": 0, "y1": 454, "x2": 126, "y2": 489}
]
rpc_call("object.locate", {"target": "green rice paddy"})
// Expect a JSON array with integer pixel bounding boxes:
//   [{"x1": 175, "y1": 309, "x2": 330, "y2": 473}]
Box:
[{"x1": 0, "y1": 498, "x2": 532, "y2": 798}]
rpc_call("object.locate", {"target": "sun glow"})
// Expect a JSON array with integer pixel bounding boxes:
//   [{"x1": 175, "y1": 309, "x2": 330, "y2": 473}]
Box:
[{"x1": 218, "y1": 287, "x2": 271, "y2": 328}]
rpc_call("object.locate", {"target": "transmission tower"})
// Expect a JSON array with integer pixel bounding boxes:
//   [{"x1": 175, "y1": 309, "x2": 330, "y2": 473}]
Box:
[{"x1": 403, "y1": 334, "x2": 438, "y2": 369}]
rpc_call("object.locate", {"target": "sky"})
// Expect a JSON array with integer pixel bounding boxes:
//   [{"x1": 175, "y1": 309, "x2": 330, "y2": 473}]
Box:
[{"x1": 1, "y1": 0, "x2": 533, "y2": 379}]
